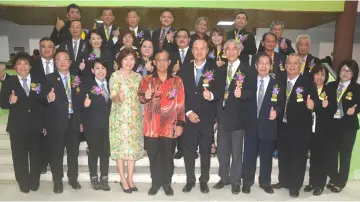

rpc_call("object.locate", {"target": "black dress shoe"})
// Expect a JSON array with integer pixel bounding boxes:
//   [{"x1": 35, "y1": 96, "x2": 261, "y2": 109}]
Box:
[
  {"x1": 326, "y1": 183, "x2": 334, "y2": 189},
  {"x1": 231, "y1": 184, "x2": 240, "y2": 195},
  {"x1": 41, "y1": 166, "x2": 47, "y2": 174},
  {"x1": 163, "y1": 185, "x2": 174, "y2": 196},
  {"x1": 271, "y1": 182, "x2": 285, "y2": 189},
  {"x1": 68, "y1": 180, "x2": 81, "y2": 190},
  {"x1": 200, "y1": 182, "x2": 209, "y2": 193},
  {"x1": 260, "y1": 185, "x2": 274, "y2": 194},
  {"x1": 242, "y1": 185, "x2": 250, "y2": 194},
  {"x1": 120, "y1": 182, "x2": 132, "y2": 193},
  {"x1": 53, "y1": 182, "x2": 63, "y2": 194},
  {"x1": 148, "y1": 186, "x2": 160, "y2": 195},
  {"x1": 30, "y1": 183, "x2": 39, "y2": 191},
  {"x1": 303, "y1": 184, "x2": 314, "y2": 192},
  {"x1": 20, "y1": 187, "x2": 30, "y2": 193},
  {"x1": 330, "y1": 186, "x2": 343, "y2": 193},
  {"x1": 182, "y1": 182, "x2": 195, "y2": 192},
  {"x1": 313, "y1": 187, "x2": 323, "y2": 196},
  {"x1": 90, "y1": 176, "x2": 101, "y2": 190},
  {"x1": 174, "y1": 151, "x2": 183, "y2": 159},
  {"x1": 100, "y1": 176, "x2": 111, "y2": 191},
  {"x1": 213, "y1": 180, "x2": 230, "y2": 189},
  {"x1": 289, "y1": 188, "x2": 299, "y2": 197}
]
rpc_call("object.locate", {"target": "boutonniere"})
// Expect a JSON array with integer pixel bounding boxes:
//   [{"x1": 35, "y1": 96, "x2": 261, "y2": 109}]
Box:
[
  {"x1": 207, "y1": 51, "x2": 215, "y2": 59},
  {"x1": 346, "y1": 92, "x2": 353, "y2": 100},
  {"x1": 319, "y1": 92, "x2": 326, "y2": 101},
  {"x1": 202, "y1": 70, "x2": 214, "y2": 87},
  {"x1": 57, "y1": 77, "x2": 61, "y2": 81},
  {"x1": 70, "y1": 75, "x2": 81, "y2": 88},
  {"x1": 271, "y1": 84, "x2": 280, "y2": 102},
  {"x1": 136, "y1": 64, "x2": 144, "y2": 73},
  {"x1": 308, "y1": 58, "x2": 316, "y2": 73},
  {"x1": 168, "y1": 88, "x2": 178, "y2": 99},
  {"x1": 233, "y1": 70, "x2": 245, "y2": 88},
  {"x1": 90, "y1": 85, "x2": 104, "y2": 96},
  {"x1": 296, "y1": 87, "x2": 304, "y2": 102},
  {"x1": 235, "y1": 33, "x2": 248, "y2": 44},
  {"x1": 137, "y1": 30, "x2": 144, "y2": 38},
  {"x1": 88, "y1": 53, "x2": 96, "y2": 61},
  {"x1": 30, "y1": 83, "x2": 41, "y2": 94},
  {"x1": 279, "y1": 60, "x2": 285, "y2": 71}
]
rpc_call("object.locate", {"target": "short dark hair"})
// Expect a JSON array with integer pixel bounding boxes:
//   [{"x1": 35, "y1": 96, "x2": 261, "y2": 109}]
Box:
[
  {"x1": 160, "y1": 9, "x2": 174, "y2": 18},
  {"x1": 55, "y1": 50, "x2": 71, "y2": 59},
  {"x1": 88, "y1": 29, "x2": 105, "y2": 52},
  {"x1": 311, "y1": 64, "x2": 329, "y2": 84},
  {"x1": 70, "y1": 20, "x2": 83, "y2": 28},
  {"x1": 127, "y1": 10, "x2": 139, "y2": 17},
  {"x1": 102, "y1": 7, "x2": 113, "y2": 14},
  {"x1": 262, "y1": 32, "x2": 277, "y2": 42},
  {"x1": 93, "y1": 58, "x2": 108, "y2": 69},
  {"x1": 175, "y1": 28, "x2": 190, "y2": 38},
  {"x1": 336, "y1": 59, "x2": 359, "y2": 83},
  {"x1": 115, "y1": 47, "x2": 138, "y2": 68},
  {"x1": 39, "y1": 37, "x2": 54, "y2": 45},
  {"x1": 12, "y1": 51, "x2": 31, "y2": 66},
  {"x1": 33, "y1": 49, "x2": 40, "y2": 56},
  {"x1": 234, "y1": 11, "x2": 248, "y2": 21},
  {"x1": 67, "y1": 3, "x2": 81, "y2": 13},
  {"x1": 155, "y1": 49, "x2": 170, "y2": 60},
  {"x1": 255, "y1": 53, "x2": 273, "y2": 66}
]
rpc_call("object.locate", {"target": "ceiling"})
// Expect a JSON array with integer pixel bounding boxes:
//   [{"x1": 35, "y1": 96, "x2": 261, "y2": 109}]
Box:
[{"x1": 0, "y1": 6, "x2": 340, "y2": 32}]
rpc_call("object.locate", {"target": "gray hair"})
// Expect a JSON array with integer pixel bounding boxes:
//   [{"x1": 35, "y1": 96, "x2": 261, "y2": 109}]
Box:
[
  {"x1": 269, "y1": 20, "x2": 284, "y2": 31},
  {"x1": 286, "y1": 53, "x2": 302, "y2": 63},
  {"x1": 296, "y1": 34, "x2": 311, "y2": 44},
  {"x1": 224, "y1": 39, "x2": 244, "y2": 51}
]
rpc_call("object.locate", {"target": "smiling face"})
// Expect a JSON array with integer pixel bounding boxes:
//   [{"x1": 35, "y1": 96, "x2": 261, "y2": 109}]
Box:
[
  {"x1": 339, "y1": 65, "x2": 353, "y2": 82},
  {"x1": 15, "y1": 59, "x2": 31, "y2": 78},
  {"x1": 55, "y1": 52, "x2": 71, "y2": 72},
  {"x1": 211, "y1": 32, "x2": 223, "y2": 46},
  {"x1": 224, "y1": 42, "x2": 241, "y2": 63},
  {"x1": 154, "y1": 52, "x2": 170, "y2": 73},
  {"x1": 313, "y1": 69, "x2": 326, "y2": 86},
  {"x1": 40, "y1": 40, "x2": 55, "y2": 59},
  {"x1": 121, "y1": 54, "x2": 136, "y2": 71},
  {"x1": 91, "y1": 62, "x2": 107, "y2": 81},
  {"x1": 122, "y1": 33, "x2": 134, "y2": 47},
  {"x1": 140, "y1": 40, "x2": 154, "y2": 58},
  {"x1": 192, "y1": 40, "x2": 208, "y2": 61},
  {"x1": 286, "y1": 55, "x2": 301, "y2": 78},
  {"x1": 101, "y1": 9, "x2": 114, "y2": 26},
  {"x1": 67, "y1": 8, "x2": 81, "y2": 21},
  {"x1": 126, "y1": 11, "x2": 139, "y2": 28},
  {"x1": 176, "y1": 30, "x2": 190, "y2": 49},
  {"x1": 196, "y1": 19, "x2": 208, "y2": 34},
  {"x1": 271, "y1": 24, "x2": 283, "y2": 38},
  {"x1": 262, "y1": 34, "x2": 277, "y2": 52},
  {"x1": 160, "y1": 11, "x2": 174, "y2": 27},
  {"x1": 89, "y1": 32, "x2": 103, "y2": 49},
  {"x1": 256, "y1": 55, "x2": 271, "y2": 78},
  {"x1": 69, "y1": 21, "x2": 82, "y2": 38}
]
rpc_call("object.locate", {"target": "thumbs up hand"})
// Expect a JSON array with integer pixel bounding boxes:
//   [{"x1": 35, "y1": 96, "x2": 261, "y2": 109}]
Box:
[
  {"x1": 322, "y1": 96, "x2": 329, "y2": 108},
  {"x1": 79, "y1": 59, "x2": 86, "y2": 71},
  {"x1": 269, "y1": 107, "x2": 277, "y2": 120},
  {"x1": 84, "y1": 94, "x2": 91, "y2": 108},
  {"x1": 92, "y1": 23, "x2": 97, "y2": 30},
  {"x1": 234, "y1": 84, "x2": 242, "y2": 98},
  {"x1": 216, "y1": 56, "x2": 225, "y2": 67},
  {"x1": 145, "y1": 84, "x2": 153, "y2": 100},
  {"x1": 173, "y1": 60, "x2": 180, "y2": 74},
  {"x1": 166, "y1": 30, "x2": 174, "y2": 43},
  {"x1": 48, "y1": 88, "x2": 56, "y2": 102},
  {"x1": 347, "y1": 104, "x2": 357, "y2": 115},
  {"x1": 203, "y1": 87, "x2": 212, "y2": 101},
  {"x1": 113, "y1": 27, "x2": 120, "y2": 37},
  {"x1": 9, "y1": 90, "x2": 18, "y2": 104},
  {"x1": 306, "y1": 95, "x2": 314, "y2": 110},
  {"x1": 55, "y1": 17, "x2": 65, "y2": 31},
  {"x1": 119, "y1": 88, "x2": 126, "y2": 102},
  {"x1": 145, "y1": 60, "x2": 153, "y2": 72}
]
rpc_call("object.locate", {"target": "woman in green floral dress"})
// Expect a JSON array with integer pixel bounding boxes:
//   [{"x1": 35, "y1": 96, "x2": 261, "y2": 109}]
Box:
[{"x1": 109, "y1": 47, "x2": 143, "y2": 193}]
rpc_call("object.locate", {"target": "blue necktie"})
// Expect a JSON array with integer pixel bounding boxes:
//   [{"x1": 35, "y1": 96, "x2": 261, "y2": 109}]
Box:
[{"x1": 195, "y1": 68, "x2": 202, "y2": 86}]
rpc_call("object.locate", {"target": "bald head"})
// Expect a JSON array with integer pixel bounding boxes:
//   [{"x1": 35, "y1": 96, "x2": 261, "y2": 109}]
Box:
[{"x1": 192, "y1": 39, "x2": 209, "y2": 63}]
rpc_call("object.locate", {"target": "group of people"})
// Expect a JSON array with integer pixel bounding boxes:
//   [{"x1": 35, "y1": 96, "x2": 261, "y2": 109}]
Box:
[{"x1": 1, "y1": 3, "x2": 359, "y2": 199}]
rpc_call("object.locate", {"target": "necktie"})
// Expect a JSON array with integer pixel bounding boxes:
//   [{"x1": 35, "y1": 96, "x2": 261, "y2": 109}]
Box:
[
  {"x1": 180, "y1": 49, "x2": 185, "y2": 63},
  {"x1": 195, "y1": 67, "x2": 202, "y2": 86},
  {"x1": 226, "y1": 64, "x2": 233, "y2": 86},
  {"x1": 45, "y1": 61, "x2": 50, "y2": 75},
  {"x1": 257, "y1": 79, "x2": 264, "y2": 118},
  {"x1": 73, "y1": 41, "x2": 78, "y2": 60},
  {"x1": 159, "y1": 29, "x2": 166, "y2": 50},
  {"x1": 63, "y1": 76, "x2": 72, "y2": 114},
  {"x1": 337, "y1": 84, "x2": 345, "y2": 118},
  {"x1": 283, "y1": 81, "x2": 293, "y2": 122},
  {"x1": 101, "y1": 83, "x2": 109, "y2": 102},
  {"x1": 105, "y1": 27, "x2": 110, "y2": 40},
  {"x1": 22, "y1": 78, "x2": 29, "y2": 96}
]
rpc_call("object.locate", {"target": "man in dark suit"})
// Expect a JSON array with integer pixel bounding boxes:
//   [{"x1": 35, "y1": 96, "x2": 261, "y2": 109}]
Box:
[
  {"x1": 125, "y1": 10, "x2": 151, "y2": 50},
  {"x1": 242, "y1": 53, "x2": 285, "y2": 194},
  {"x1": 272, "y1": 53, "x2": 319, "y2": 197},
  {"x1": 58, "y1": 20, "x2": 87, "y2": 76},
  {"x1": 295, "y1": 35, "x2": 321, "y2": 80},
  {"x1": 258, "y1": 20, "x2": 295, "y2": 56},
  {"x1": 152, "y1": 9, "x2": 176, "y2": 54},
  {"x1": 50, "y1": 4, "x2": 81, "y2": 46},
  {"x1": 213, "y1": 39, "x2": 255, "y2": 194},
  {"x1": 40, "y1": 50, "x2": 82, "y2": 193},
  {"x1": 251, "y1": 32, "x2": 286, "y2": 81},
  {"x1": 178, "y1": 40, "x2": 220, "y2": 193},
  {"x1": 0, "y1": 52, "x2": 46, "y2": 193},
  {"x1": 227, "y1": 11, "x2": 257, "y2": 66},
  {"x1": 30, "y1": 37, "x2": 56, "y2": 174}
]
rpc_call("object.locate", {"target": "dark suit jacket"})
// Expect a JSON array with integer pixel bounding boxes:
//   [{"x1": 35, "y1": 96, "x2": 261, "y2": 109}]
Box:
[
  {"x1": 80, "y1": 49, "x2": 114, "y2": 81},
  {"x1": 0, "y1": 74, "x2": 46, "y2": 134},
  {"x1": 128, "y1": 27, "x2": 152, "y2": 50},
  {"x1": 279, "y1": 75, "x2": 320, "y2": 139},
  {"x1": 189, "y1": 33, "x2": 209, "y2": 48},
  {"x1": 169, "y1": 48, "x2": 194, "y2": 73},
  {"x1": 134, "y1": 57, "x2": 154, "y2": 76},
  {"x1": 207, "y1": 47, "x2": 227, "y2": 66},
  {"x1": 79, "y1": 78, "x2": 112, "y2": 131},
  {"x1": 251, "y1": 52, "x2": 286, "y2": 81},
  {"x1": 96, "y1": 24, "x2": 120, "y2": 55},
  {"x1": 50, "y1": 21, "x2": 71, "y2": 46},
  {"x1": 58, "y1": 39, "x2": 88, "y2": 75},
  {"x1": 246, "y1": 75, "x2": 285, "y2": 140},
  {"x1": 30, "y1": 58, "x2": 57, "y2": 82},
  {"x1": 302, "y1": 54, "x2": 321, "y2": 80},
  {"x1": 178, "y1": 60, "x2": 220, "y2": 127},
  {"x1": 40, "y1": 71, "x2": 82, "y2": 133},
  {"x1": 327, "y1": 81, "x2": 360, "y2": 133},
  {"x1": 152, "y1": 27, "x2": 176, "y2": 53},
  {"x1": 216, "y1": 61, "x2": 255, "y2": 131},
  {"x1": 258, "y1": 37, "x2": 295, "y2": 56},
  {"x1": 227, "y1": 29, "x2": 257, "y2": 65}
]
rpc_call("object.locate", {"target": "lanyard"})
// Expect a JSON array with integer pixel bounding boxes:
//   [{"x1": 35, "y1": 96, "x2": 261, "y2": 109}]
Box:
[
  {"x1": 337, "y1": 87, "x2": 347, "y2": 103},
  {"x1": 317, "y1": 87, "x2": 323, "y2": 97}
]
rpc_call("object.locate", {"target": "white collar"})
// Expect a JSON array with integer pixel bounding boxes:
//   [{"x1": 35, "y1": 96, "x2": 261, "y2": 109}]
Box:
[
  {"x1": 72, "y1": 38, "x2": 80, "y2": 43},
  {"x1": 130, "y1": 26, "x2": 138, "y2": 31},
  {"x1": 95, "y1": 78, "x2": 107, "y2": 86},
  {"x1": 228, "y1": 59, "x2": 240, "y2": 68},
  {"x1": 339, "y1": 80, "x2": 351, "y2": 88},
  {"x1": 179, "y1": 46, "x2": 189, "y2": 53},
  {"x1": 287, "y1": 74, "x2": 300, "y2": 84},
  {"x1": 258, "y1": 75, "x2": 270, "y2": 82},
  {"x1": 41, "y1": 57, "x2": 53, "y2": 64},
  {"x1": 17, "y1": 74, "x2": 31, "y2": 82},
  {"x1": 120, "y1": 46, "x2": 137, "y2": 50},
  {"x1": 104, "y1": 25, "x2": 113, "y2": 30},
  {"x1": 194, "y1": 60, "x2": 206, "y2": 69}
]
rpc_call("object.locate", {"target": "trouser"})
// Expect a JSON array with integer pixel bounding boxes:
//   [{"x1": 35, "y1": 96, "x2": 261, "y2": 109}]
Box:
[
  {"x1": 308, "y1": 133, "x2": 329, "y2": 188},
  {"x1": 40, "y1": 134, "x2": 50, "y2": 168},
  {"x1": 84, "y1": 128, "x2": 110, "y2": 178},
  {"x1": 145, "y1": 136, "x2": 176, "y2": 187}
]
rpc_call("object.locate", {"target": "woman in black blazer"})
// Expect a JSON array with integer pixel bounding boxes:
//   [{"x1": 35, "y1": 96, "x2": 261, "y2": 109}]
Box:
[
  {"x1": 133, "y1": 39, "x2": 154, "y2": 77},
  {"x1": 207, "y1": 27, "x2": 228, "y2": 68},
  {"x1": 303, "y1": 64, "x2": 337, "y2": 195},
  {"x1": 326, "y1": 59, "x2": 360, "y2": 193}
]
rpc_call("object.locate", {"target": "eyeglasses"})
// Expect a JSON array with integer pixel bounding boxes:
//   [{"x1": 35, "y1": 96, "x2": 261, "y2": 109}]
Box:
[
  {"x1": 155, "y1": 59, "x2": 169, "y2": 62},
  {"x1": 55, "y1": 58, "x2": 70, "y2": 62},
  {"x1": 341, "y1": 69, "x2": 352, "y2": 74}
]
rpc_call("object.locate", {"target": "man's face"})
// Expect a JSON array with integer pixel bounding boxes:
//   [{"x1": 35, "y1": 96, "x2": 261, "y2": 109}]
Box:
[
  {"x1": 67, "y1": 8, "x2": 81, "y2": 21},
  {"x1": 154, "y1": 52, "x2": 170, "y2": 73},
  {"x1": 225, "y1": 42, "x2": 241, "y2": 62},
  {"x1": 286, "y1": 55, "x2": 301, "y2": 77},
  {"x1": 271, "y1": 24, "x2": 283, "y2": 38},
  {"x1": 160, "y1": 11, "x2": 174, "y2": 27},
  {"x1": 15, "y1": 59, "x2": 31, "y2": 78},
  {"x1": 176, "y1": 30, "x2": 190, "y2": 49},
  {"x1": 55, "y1": 52, "x2": 71, "y2": 72},
  {"x1": 262, "y1": 34, "x2": 277, "y2": 52},
  {"x1": 234, "y1": 13, "x2": 247, "y2": 29},
  {"x1": 40, "y1": 40, "x2": 55, "y2": 59},
  {"x1": 256, "y1": 56, "x2": 271, "y2": 78},
  {"x1": 192, "y1": 40, "x2": 208, "y2": 61},
  {"x1": 69, "y1": 21, "x2": 82, "y2": 38},
  {"x1": 101, "y1": 9, "x2": 114, "y2": 26},
  {"x1": 126, "y1": 11, "x2": 139, "y2": 28},
  {"x1": 296, "y1": 38, "x2": 310, "y2": 55}
]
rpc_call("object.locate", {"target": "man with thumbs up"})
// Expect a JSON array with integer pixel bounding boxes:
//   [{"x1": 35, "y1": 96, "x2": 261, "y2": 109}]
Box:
[
  {"x1": 152, "y1": 9, "x2": 176, "y2": 54},
  {"x1": 96, "y1": 8, "x2": 120, "y2": 55},
  {"x1": 0, "y1": 52, "x2": 46, "y2": 193},
  {"x1": 50, "y1": 4, "x2": 81, "y2": 46}
]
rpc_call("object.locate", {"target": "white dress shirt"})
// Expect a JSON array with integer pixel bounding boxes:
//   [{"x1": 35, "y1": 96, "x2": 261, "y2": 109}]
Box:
[
  {"x1": 72, "y1": 38, "x2": 80, "y2": 59},
  {"x1": 95, "y1": 78, "x2": 108, "y2": 89},
  {"x1": 179, "y1": 46, "x2": 190, "y2": 62},
  {"x1": 287, "y1": 74, "x2": 300, "y2": 91},
  {"x1": 339, "y1": 80, "x2": 351, "y2": 89},
  {"x1": 41, "y1": 58, "x2": 54, "y2": 75},
  {"x1": 130, "y1": 26, "x2": 139, "y2": 36},
  {"x1": 228, "y1": 59, "x2": 241, "y2": 79},
  {"x1": 257, "y1": 75, "x2": 270, "y2": 103},
  {"x1": 17, "y1": 74, "x2": 31, "y2": 89}
]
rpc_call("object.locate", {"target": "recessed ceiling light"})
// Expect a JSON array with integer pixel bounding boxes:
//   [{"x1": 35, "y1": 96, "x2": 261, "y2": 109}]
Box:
[
  {"x1": 217, "y1": 21, "x2": 234, "y2": 26},
  {"x1": 95, "y1": 19, "x2": 103, "y2": 23}
]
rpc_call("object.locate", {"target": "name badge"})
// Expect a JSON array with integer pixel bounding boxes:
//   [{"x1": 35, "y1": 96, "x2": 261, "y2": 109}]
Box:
[
  {"x1": 297, "y1": 98, "x2": 303, "y2": 102},
  {"x1": 334, "y1": 109, "x2": 341, "y2": 119},
  {"x1": 203, "y1": 83, "x2": 209, "y2": 88},
  {"x1": 224, "y1": 92, "x2": 229, "y2": 100}
]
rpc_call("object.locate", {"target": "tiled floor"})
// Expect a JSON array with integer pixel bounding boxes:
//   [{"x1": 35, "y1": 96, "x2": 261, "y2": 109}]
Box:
[{"x1": 1, "y1": 180, "x2": 360, "y2": 201}]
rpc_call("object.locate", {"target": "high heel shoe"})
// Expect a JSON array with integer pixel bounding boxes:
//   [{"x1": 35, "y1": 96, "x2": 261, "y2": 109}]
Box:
[{"x1": 120, "y1": 182, "x2": 132, "y2": 193}]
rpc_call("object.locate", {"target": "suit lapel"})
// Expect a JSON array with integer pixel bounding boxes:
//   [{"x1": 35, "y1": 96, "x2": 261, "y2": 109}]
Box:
[
  {"x1": 67, "y1": 40, "x2": 75, "y2": 60},
  {"x1": 55, "y1": 72, "x2": 67, "y2": 98},
  {"x1": 196, "y1": 61, "x2": 209, "y2": 88},
  {"x1": 14, "y1": 77, "x2": 28, "y2": 98}
]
